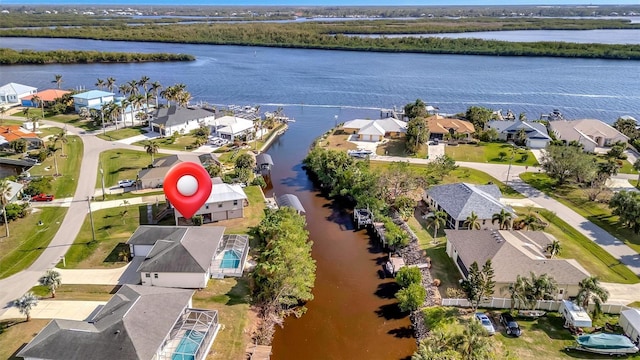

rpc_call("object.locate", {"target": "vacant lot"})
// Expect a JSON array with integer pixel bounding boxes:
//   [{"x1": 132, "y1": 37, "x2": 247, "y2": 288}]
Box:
[
  {"x1": 97, "y1": 149, "x2": 167, "y2": 188},
  {"x1": 445, "y1": 142, "x2": 539, "y2": 167}
]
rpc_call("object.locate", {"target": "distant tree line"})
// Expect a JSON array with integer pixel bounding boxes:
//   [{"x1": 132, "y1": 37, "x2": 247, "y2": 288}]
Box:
[
  {"x1": 2, "y1": 20, "x2": 640, "y2": 60},
  {"x1": 0, "y1": 48, "x2": 195, "y2": 65}
]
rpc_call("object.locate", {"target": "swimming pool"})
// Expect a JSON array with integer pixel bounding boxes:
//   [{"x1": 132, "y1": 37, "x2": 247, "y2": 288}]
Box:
[
  {"x1": 172, "y1": 330, "x2": 204, "y2": 360},
  {"x1": 220, "y1": 250, "x2": 240, "y2": 269}
]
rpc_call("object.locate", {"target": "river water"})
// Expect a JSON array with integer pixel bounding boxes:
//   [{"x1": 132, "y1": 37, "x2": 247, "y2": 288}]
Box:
[{"x1": 1, "y1": 37, "x2": 640, "y2": 359}]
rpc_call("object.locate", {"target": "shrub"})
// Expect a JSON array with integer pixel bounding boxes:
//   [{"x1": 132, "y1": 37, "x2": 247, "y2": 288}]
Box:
[
  {"x1": 24, "y1": 177, "x2": 52, "y2": 196},
  {"x1": 395, "y1": 266, "x2": 422, "y2": 288},
  {"x1": 396, "y1": 283, "x2": 426, "y2": 312},
  {"x1": 3, "y1": 203, "x2": 28, "y2": 222},
  {"x1": 251, "y1": 176, "x2": 267, "y2": 188}
]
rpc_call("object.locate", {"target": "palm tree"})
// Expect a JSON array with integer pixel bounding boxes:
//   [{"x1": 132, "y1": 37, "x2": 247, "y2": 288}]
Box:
[
  {"x1": 0, "y1": 106, "x2": 6, "y2": 126},
  {"x1": 503, "y1": 274, "x2": 530, "y2": 311},
  {"x1": 547, "y1": 239, "x2": 561, "y2": 258},
  {"x1": 633, "y1": 158, "x2": 640, "y2": 188},
  {"x1": 145, "y1": 140, "x2": 159, "y2": 164},
  {"x1": 38, "y1": 269, "x2": 62, "y2": 298},
  {"x1": 0, "y1": 179, "x2": 12, "y2": 237},
  {"x1": 106, "y1": 77, "x2": 117, "y2": 93},
  {"x1": 576, "y1": 276, "x2": 609, "y2": 318},
  {"x1": 528, "y1": 272, "x2": 558, "y2": 310},
  {"x1": 31, "y1": 95, "x2": 44, "y2": 117},
  {"x1": 424, "y1": 210, "x2": 447, "y2": 241},
  {"x1": 454, "y1": 320, "x2": 492, "y2": 360},
  {"x1": 150, "y1": 81, "x2": 162, "y2": 109},
  {"x1": 128, "y1": 79, "x2": 140, "y2": 95},
  {"x1": 130, "y1": 94, "x2": 144, "y2": 127},
  {"x1": 54, "y1": 129, "x2": 68, "y2": 157},
  {"x1": 463, "y1": 211, "x2": 481, "y2": 230},
  {"x1": 52, "y1": 74, "x2": 63, "y2": 89},
  {"x1": 492, "y1": 209, "x2": 513, "y2": 230},
  {"x1": 14, "y1": 292, "x2": 39, "y2": 321},
  {"x1": 48, "y1": 142, "x2": 60, "y2": 176},
  {"x1": 95, "y1": 78, "x2": 105, "y2": 90},
  {"x1": 138, "y1": 75, "x2": 150, "y2": 108},
  {"x1": 119, "y1": 83, "x2": 131, "y2": 97},
  {"x1": 29, "y1": 114, "x2": 40, "y2": 133}
]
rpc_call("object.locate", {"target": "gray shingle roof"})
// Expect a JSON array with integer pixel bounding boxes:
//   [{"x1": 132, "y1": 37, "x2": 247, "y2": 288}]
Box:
[
  {"x1": 127, "y1": 225, "x2": 188, "y2": 246},
  {"x1": 427, "y1": 183, "x2": 514, "y2": 221},
  {"x1": 17, "y1": 285, "x2": 194, "y2": 360},
  {"x1": 134, "y1": 226, "x2": 225, "y2": 274},
  {"x1": 446, "y1": 230, "x2": 589, "y2": 284},
  {"x1": 488, "y1": 120, "x2": 551, "y2": 140},
  {"x1": 151, "y1": 106, "x2": 215, "y2": 127}
]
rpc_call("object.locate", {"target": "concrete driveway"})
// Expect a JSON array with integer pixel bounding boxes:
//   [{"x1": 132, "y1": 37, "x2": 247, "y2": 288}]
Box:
[
  {"x1": 0, "y1": 300, "x2": 107, "y2": 321},
  {"x1": 428, "y1": 143, "x2": 445, "y2": 159},
  {"x1": 56, "y1": 257, "x2": 142, "y2": 285}
]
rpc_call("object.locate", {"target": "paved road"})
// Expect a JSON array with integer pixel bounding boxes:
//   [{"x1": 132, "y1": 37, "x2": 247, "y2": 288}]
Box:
[{"x1": 373, "y1": 155, "x2": 640, "y2": 278}]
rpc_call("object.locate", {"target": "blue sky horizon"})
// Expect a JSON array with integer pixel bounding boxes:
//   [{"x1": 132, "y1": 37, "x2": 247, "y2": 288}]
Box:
[{"x1": 1, "y1": 1, "x2": 639, "y2": 5}]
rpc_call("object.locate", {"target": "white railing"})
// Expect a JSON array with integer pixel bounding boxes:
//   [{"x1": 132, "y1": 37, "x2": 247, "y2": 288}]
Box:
[{"x1": 440, "y1": 298, "x2": 631, "y2": 314}]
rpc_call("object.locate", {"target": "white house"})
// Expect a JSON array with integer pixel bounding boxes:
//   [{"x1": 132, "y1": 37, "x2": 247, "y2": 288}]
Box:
[
  {"x1": 486, "y1": 119, "x2": 551, "y2": 149},
  {"x1": 211, "y1": 115, "x2": 254, "y2": 141},
  {"x1": 150, "y1": 106, "x2": 216, "y2": 136},
  {"x1": 342, "y1": 117, "x2": 407, "y2": 141},
  {"x1": 18, "y1": 285, "x2": 221, "y2": 360},
  {"x1": 71, "y1": 90, "x2": 115, "y2": 113},
  {"x1": 0, "y1": 82, "x2": 37, "y2": 105},
  {"x1": 174, "y1": 177, "x2": 248, "y2": 224}
]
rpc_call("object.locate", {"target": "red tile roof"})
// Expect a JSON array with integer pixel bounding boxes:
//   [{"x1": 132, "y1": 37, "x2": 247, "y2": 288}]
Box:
[
  {"x1": 21, "y1": 89, "x2": 71, "y2": 102},
  {"x1": 0, "y1": 126, "x2": 39, "y2": 142}
]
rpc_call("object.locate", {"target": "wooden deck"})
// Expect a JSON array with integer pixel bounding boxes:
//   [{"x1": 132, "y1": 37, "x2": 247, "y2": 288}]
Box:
[{"x1": 246, "y1": 344, "x2": 272, "y2": 360}]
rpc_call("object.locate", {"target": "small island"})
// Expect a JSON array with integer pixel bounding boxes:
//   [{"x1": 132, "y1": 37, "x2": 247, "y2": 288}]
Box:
[{"x1": 0, "y1": 48, "x2": 195, "y2": 65}]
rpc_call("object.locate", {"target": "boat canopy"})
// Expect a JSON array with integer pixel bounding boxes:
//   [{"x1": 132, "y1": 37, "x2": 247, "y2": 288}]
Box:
[{"x1": 577, "y1": 334, "x2": 636, "y2": 350}]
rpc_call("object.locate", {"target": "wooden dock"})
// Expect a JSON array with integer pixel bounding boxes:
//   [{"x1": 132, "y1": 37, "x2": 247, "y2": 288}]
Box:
[
  {"x1": 354, "y1": 208, "x2": 374, "y2": 229},
  {"x1": 246, "y1": 344, "x2": 272, "y2": 360}
]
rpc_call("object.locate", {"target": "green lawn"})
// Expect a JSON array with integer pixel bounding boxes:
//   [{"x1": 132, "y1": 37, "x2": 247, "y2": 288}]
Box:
[
  {"x1": 445, "y1": 166, "x2": 525, "y2": 199},
  {"x1": 17, "y1": 110, "x2": 100, "y2": 131},
  {"x1": 29, "y1": 134, "x2": 83, "y2": 198},
  {"x1": 192, "y1": 278, "x2": 251, "y2": 360},
  {"x1": 97, "y1": 149, "x2": 167, "y2": 188},
  {"x1": 29, "y1": 284, "x2": 117, "y2": 301},
  {"x1": 215, "y1": 185, "x2": 266, "y2": 234},
  {"x1": 513, "y1": 207, "x2": 638, "y2": 284},
  {"x1": 445, "y1": 142, "x2": 539, "y2": 167},
  {"x1": 0, "y1": 208, "x2": 67, "y2": 279},
  {"x1": 0, "y1": 319, "x2": 50, "y2": 360},
  {"x1": 133, "y1": 134, "x2": 199, "y2": 151},
  {"x1": 595, "y1": 154, "x2": 638, "y2": 175},
  {"x1": 520, "y1": 172, "x2": 640, "y2": 253},
  {"x1": 61, "y1": 204, "x2": 146, "y2": 269},
  {"x1": 95, "y1": 126, "x2": 148, "y2": 141}
]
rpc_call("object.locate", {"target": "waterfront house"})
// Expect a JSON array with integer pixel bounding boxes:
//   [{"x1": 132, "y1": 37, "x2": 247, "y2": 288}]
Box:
[
  {"x1": 0, "y1": 82, "x2": 37, "y2": 106},
  {"x1": 21, "y1": 89, "x2": 70, "y2": 108},
  {"x1": 210, "y1": 115, "x2": 254, "y2": 142},
  {"x1": 427, "y1": 115, "x2": 475, "y2": 141},
  {"x1": 17, "y1": 284, "x2": 221, "y2": 360},
  {"x1": 72, "y1": 90, "x2": 115, "y2": 113},
  {"x1": 149, "y1": 106, "x2": 216, "y2": 137},
  {"x1": 446, "y1": 229, "x2": 589, "y2": 300},
  {"x1": 137, "y1": 154, "x2": 220, "y2": 189},
  {"x1": 486, "y1": 119, "x2": 551, "y2": 149},
  {"x1": 342, "y1": 117, "x2": 407, "y2": 141},
  {"x1": 0, "y1": 125, "x2": 43, "y2": 149},
  {"x1": 423, "y1": 183, "x2": 516, "y2": 230},
  {"x1": 549, "y1": 119, "x2": 629, "y2": 152},
  {"x1": 174, "y1": 177, "x2": 248, "y2": 224}
]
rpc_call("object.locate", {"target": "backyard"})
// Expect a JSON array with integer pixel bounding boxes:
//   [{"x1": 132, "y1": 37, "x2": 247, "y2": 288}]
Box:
[
  {"x1": 209, "y1": 185, "x2": 266, "y2": 234},
  {"x1": 445, "y1": 142, "x2": 539, "y2": 167}
]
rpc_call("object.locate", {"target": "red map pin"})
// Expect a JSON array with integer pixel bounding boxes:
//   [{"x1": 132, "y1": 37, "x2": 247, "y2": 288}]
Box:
[{"x1": 163, "y1": 162, "x2": 212, "y2": 219}]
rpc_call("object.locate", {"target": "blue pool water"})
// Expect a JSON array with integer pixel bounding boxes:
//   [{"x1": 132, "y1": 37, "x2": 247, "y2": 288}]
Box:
[
  {"x1": 172, "y1": 330, "x2": 204, "y2": 360},
  {"x1": 220, "y1": 251, "x2": 240, "y2": 269}
]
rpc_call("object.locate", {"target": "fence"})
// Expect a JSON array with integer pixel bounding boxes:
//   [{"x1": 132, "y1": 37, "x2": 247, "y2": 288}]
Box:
[{"x1": 441, "y1": 298, "x2": 632, "y2": 315}]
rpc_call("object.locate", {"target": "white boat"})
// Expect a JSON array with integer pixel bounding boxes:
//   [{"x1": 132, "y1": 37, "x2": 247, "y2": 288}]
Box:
[
  {"x1": 347, "y1": 149, "x2": 373, "y2": 158},
  {"x1": 567, "y1": 333, "x2": 639, "y2": 356}
]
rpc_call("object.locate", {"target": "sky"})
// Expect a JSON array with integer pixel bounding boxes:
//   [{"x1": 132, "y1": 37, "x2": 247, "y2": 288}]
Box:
[{"x1": 1, "y1": 1, "x2": 639, "y2": 5}]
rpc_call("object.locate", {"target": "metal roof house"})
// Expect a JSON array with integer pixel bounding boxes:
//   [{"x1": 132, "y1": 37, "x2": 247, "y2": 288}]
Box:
[
  {"x1": 446, "y1": 230, "x2": 589, "y2": 300},
  {"x1": 276, "y1": 194, "x2": 306, "y2": 215},
  {"x1": 174, "y1": 177, "x2": 248, "y2": 224},
  {"x1": 423, "y1": 183, "x2": 516, "y2": 230},
  {"x1": 17, "y1": 284, "x2": 220, "y2": 360},
  {"x1": 342, "y1": 117, "x2": 407, "y2": 142},
  {"x1": 211, "y1": 115, "x2": 254, "y2": 141},
  {"x1": 0, "y1": 82, "x2": 37, "y2": 105},
  {"x1": 71, "y1": 90, "x2": 115, "y2": 113}
]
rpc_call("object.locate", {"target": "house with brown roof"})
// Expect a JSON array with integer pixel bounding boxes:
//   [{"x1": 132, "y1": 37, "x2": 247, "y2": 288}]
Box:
[
  {"x1": 0, "y1": 125, "x2": 43, "y2": 149},
  {"x1": 427, "y1": 115, "x2": 475, "y2": 141},
  {"x1": 549, "y1": 119, "x2": 629, "y2": 153},
  {"x1": 21, "y1": 89, "x2": 71, "y2": 108},
  {"x1": 446, "y1": 229, "x2": 590, "y2": 300},
  {"x1": 18, "y1": 284, "x2": 220, "y2": 360}
]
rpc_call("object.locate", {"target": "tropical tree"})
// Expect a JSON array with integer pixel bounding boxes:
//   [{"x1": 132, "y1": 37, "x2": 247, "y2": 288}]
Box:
[
  {"x1": 0, "y1": 106, "x2": 6, "y2": 125},
  {"x1": 31, "y1": 94, "x2": 44, "y2": 117},
  {"x1": 53, "y1": 129, "x2": 68, "y2": 157},
  {"x1": 461, "y1": 260, "x2": 495, "y2": 311},
  {"x1": 502, "y1": 274, "x2": 530, "y2": 311},
  {"x1": 405, "y1": 117, "x2": 428, "y2": 154},
  {"x1": 527, "y1": 272, "x2": 558, "y2": 310},
  {"x1": 47, "y1": 142, "x2": 60, "y2": 176},
  {"x1": 235, "y1": 153, "x2": 255, "y2": 170},
  {"x1": 38, "y1": 269, "x2": 62, "y2": 298},
  {"x1": 396, "y1": 282, "x2": 426, "y2": 312},
  {"x1": 396, "y1": 266, "x2": 422, "y2": 288},
  {"x1": 463, "y1": 211, "x2": 481, "y2": 230},
  {"x1": 576, "y1": 276, "x2": 609, "y2": 318},
  {"x1": 492, "y1": 209, "x2": 513, "y2": 230},
  {"x1": 634, "y1": 158, "x2": 640, "y2": 188},
  {"x1": 547, "y1": 239, "x2": 561, "y2": 258},
  {"x1": 205, "y1": 162, "x2": 222, "y2": 178},
  {"x1": 52, "y1": 74, "x2": 63, "y2": 89},
  {"x1": 10, "y1": 139, "x2": 27, "y2": 154},
  {"x1": 14, "y1": 292, "x2": 39, "y2": 321},
  {"x1": 29, "y1": 113, "x2": 39, "y2": 133},
  {"x1": 609, "y1": 190, "x2": 640, "y2": 234},
  {"x1": 95, "y1": 78, "x2": 105, "y2": 90},
  {"x1": 106, "y1": 77, "x2": 117, "y2": 93},
  {"x1": 424, "y1": 210, "x2": 447, "y2": 240},
  {"x1": 404, "y1": 98, "x2": 428, "y2": 120},
  {"x1": 454, "y1": 320, "x2": 493, "y2": 360},
  {"x1": 150, "y1": 81, "x2": 162, "y2": 108},
  {"x1": 144, "y1": 140, "x2": 159, "y2": 164},
  {"x1": 0, "y1": 179, "x2": 13, "y2": 237}
]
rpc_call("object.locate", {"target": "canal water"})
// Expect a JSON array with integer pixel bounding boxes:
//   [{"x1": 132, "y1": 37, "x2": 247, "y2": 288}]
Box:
[{"x1": 263, "y1": 106, "x2": 415, "y2": 359}]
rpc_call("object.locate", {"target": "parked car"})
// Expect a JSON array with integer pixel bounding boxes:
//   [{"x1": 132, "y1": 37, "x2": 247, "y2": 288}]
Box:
[
  {"x1": 475, "y1": 312, "x2": 496, "y2": 335},
  {"x1": 118, "y1": 179, "x2": 136, "y2": 188},
  {"x1": 500, "y1": 312, "x2": 522, "y2": 337},
  {"x1": 31, "y1": 193, "x2": 55, "y2": 202}
]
